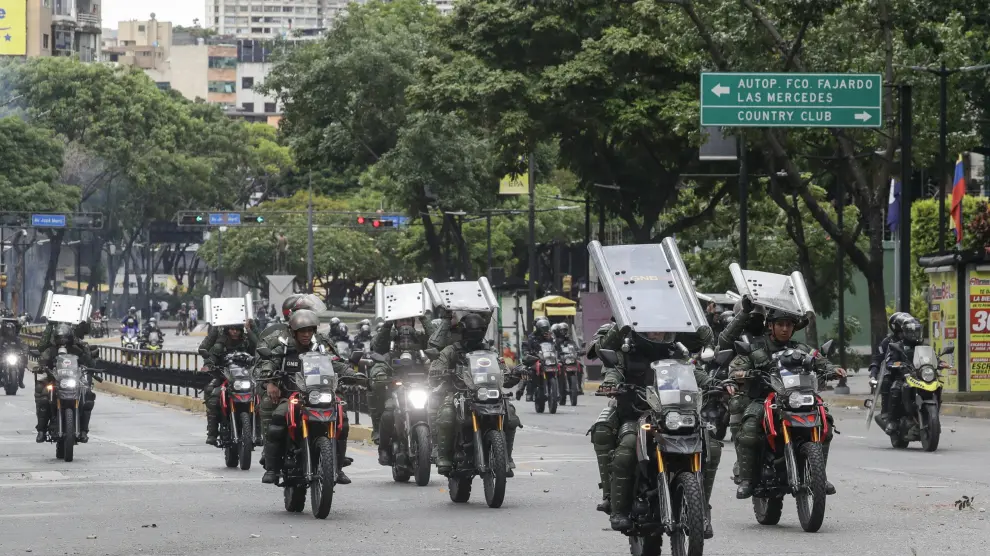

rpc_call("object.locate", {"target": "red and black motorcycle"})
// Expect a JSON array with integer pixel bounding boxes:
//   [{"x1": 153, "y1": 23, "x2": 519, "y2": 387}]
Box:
[{"x1": 215, "y1": 351, "x2": 256, "y2": 470}]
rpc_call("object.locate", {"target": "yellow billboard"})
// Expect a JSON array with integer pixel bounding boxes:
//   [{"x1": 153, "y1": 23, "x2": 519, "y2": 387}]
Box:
[
  {"x1": 0, "y1": 1, "x2": 27, "y2": 56},
  {"x1": 928, "y1": 269, "x2": 958, "y2": 392},
  {"x1": 499, "y1": 173, "x2": 528, "y2": 195}
]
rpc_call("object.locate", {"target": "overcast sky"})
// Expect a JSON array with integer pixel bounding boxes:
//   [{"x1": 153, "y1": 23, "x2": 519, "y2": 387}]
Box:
[{"x1": 104, "y1": 0, "x2": 204, "y2": 28}]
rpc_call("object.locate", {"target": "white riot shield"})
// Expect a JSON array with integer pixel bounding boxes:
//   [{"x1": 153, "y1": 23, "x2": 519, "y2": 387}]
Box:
[
  {"x1": 203, "y1": 293, "x2": 254, "y2": 327},
  {"x1": 588, "y1": 238, "x2": 709, "y2": 334},
  {"x1": 41, "y1": 292, "x2": 92, "y2": 325},
  {"x1": 424, "y1": 277, "x2": 499, "y2": 313},
  {"x1": 375, "y1": 282, "x2": 430, "y2": 324},
  {"x1": 729, "y1": 263, "x2": 815, "y2": 319}
]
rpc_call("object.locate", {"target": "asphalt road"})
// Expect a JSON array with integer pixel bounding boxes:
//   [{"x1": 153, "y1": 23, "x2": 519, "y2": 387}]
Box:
[{"x1": 1, "y1": 386, "x2": 987, "y2": 556}]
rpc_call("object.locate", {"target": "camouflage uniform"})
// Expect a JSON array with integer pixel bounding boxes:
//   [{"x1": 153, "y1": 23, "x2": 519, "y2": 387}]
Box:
[
  {"x1": 587, "y1": 323, "x2": 720, "y2": 532},
  {"x1": 730, "y1": 334, "x2": 837, "y2": 498},
  {"x1": 257, "y1": 332, "x2": 361, "y2": 483},
  {"x1": 430, "y1": 340, "x2": 522, "y2": 476},
  {"x1": 368, "y1": 317, "x2": 436, "y2": 444},
  {"x1": 254, "y1": 321, "x2": 289, "y2": 443},
  {"x1": 202, "y1": 326, "x2": 259, "y2": 443}
]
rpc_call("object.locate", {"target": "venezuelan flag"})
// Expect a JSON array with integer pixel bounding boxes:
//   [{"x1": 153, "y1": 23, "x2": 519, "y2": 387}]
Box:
[{"x1": 951, "y1": 154, "x2": 966, "y2": 245}]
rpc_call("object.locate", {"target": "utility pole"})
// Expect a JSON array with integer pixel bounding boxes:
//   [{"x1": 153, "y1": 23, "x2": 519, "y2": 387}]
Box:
[
  {"x1": 938, "y1": 63, "x2": 947, "y2": 252},
  {"x1": 526, "y1": 151, "x2": 537, "y2": 329},
  {"x1": 307, "y1": 176, "x2": 315, "y2": 293},
  {"x1": 899, "y1": 85, "x2": 913, "y2": 312},
  {"x1": 738, "y1": 136, "x2": 749, "y2": 266},
  {"x1": 486, "y1": 214, "x2": 492, "y2": 278}
]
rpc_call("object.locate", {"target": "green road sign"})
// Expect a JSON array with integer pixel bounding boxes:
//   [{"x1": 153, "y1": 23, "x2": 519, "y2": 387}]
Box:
[{"x1": 700, "y1": 72, "x2": 882, "y2": 128}]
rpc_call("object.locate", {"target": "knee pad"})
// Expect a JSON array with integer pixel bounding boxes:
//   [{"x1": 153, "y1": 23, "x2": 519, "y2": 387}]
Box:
[
  {"x1": 591, "y1": 422, "x2": 617, "y2": 451},
  {"x1": 707, "y1": 438, "x2": 723, "y2": 466},
  {"x1": 266, "y1": 423, "x2": 287, "y2": 442},
  {"x1": 735, "y1": 417, "x2": 763, "y2": 448}
]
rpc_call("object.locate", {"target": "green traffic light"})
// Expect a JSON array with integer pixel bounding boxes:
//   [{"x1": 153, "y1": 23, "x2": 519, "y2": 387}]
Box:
[
  {"x1": 195, "y1": 215, "x2": 204, "y2": 222},
  {"x1": 256, "y1": 216, "x2": 264, "y2": 223}
]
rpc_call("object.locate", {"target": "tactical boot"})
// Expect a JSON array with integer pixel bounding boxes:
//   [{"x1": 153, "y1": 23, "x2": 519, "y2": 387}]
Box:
[
  {"x1": 436, "y1": 423, "x2": 454, "y2": 476},
  {"x1": 378, "y1": 417, "x2": 394, "y2": 467},
  {"x1": 525, "y1": 382, "x2": 534, "y2": 402},
  {"x1": 704, "y1": 505, "x2": 714, "y2": 539},
  {"x1": 205, "y1": 412, "x2": 219, "y2": 445},
  {"x1": 18, "y1": 369, "x2": 25, "y2": 389},
  {"x1": 78, "y1": 411, "x2": 91, "y2": 443},
  {"x1": 822, "y1": 443, "x2": 836, "y2": 495},
  {"x1": 735, "y1": 442, "x2": 757, "y2": 499},
  {"x1": 609, "y1": 450, "x2": 635, "y2": 531},
  {"x1": 336, "y1": 427, "x2": 351, "y2": 484},
  {"x1": 504, "y1": 427, "x2": 516, "y2": 478},
  {"x1": 253, "y1": 414, "x2": 264, "y2": 447},
  {"x1": 261, "y1": 441, "x2": 282, "y2": 484},
  {"x1": 35, "y1": 409, "x2": 49, "y2": 443}
]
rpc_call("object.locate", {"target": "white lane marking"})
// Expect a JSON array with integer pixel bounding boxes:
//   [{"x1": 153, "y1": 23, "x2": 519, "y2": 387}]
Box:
[
  {"x1": 0, "y1": 512, "x2": 70, "y2": 518},
  {"x1": 846, "y1": 435, "x2": 866, "y2": 439},
  {"x1": 860, "y1": 466, "x2": 908, "y2": 475},
  {"x1": 88, "y1": 435, "x2": 218, "y2": 479},
  {"x1": 0, "y1": 477, "x2": 258, "y2": 489}
]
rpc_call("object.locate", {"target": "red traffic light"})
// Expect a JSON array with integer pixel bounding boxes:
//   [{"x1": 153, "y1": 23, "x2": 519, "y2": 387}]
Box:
[
  {"x1": 357, "y1": 216, "x2": 366, "y2": 224},
  {"x1": 372, "y1": 219, "x2": 381, "y2": 228}
]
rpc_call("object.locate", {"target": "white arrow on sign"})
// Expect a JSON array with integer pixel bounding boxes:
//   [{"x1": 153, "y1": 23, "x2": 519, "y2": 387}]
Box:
[
  {"x1": 854, "y1": 112, "x2": 872, "y2": 122},
  {"x1": 711, "y1": 84, "x2": 731, "y2": 97}
]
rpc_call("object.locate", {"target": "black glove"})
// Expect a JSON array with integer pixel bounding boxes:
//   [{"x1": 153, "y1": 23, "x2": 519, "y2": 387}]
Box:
[
  {"x1": 741, "y1": 295, "x2": 754, "y2": 313},
  {"x1": 868, "y1": 365, "x2": 879, "y2": 379}
]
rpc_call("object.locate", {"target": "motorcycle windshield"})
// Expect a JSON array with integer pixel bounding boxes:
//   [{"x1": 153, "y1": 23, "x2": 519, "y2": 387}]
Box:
[
  {"x1": 298, "y1": 353, "x2": 337, "y2": 389},
  {"x1": 913, "y1": 346, "x2": 935, "y2": 368},
  {"x1": 148, "y1": 331, "x2": 160, "y2": 343},
  {"x1": 540, "y1": 342, "x2": 557, "y2": 364},
  {"x1": 56, "y1": 354, "x2": 81, "y2": 378},
  {"x1": 228, "y1": 364, "x2": 251, "y2": 379},
  {"x1": 335, "y1": 341, "x2": 351, "y2": 355},
  {"x1": 462, "y1": 350, "x2": 502, "y2": 389},
  {"x1": 588, "y1": 238, "x2": 709, "y2": 334},
  {"x1": 651, "y1": 361, "x2": 700, "y2": 409},
  {"x1": 777, "y1": 369, "x2": 817, "y2": 391}
]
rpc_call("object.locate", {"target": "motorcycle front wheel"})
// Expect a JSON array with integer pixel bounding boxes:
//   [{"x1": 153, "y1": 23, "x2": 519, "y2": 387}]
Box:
[
  {"x1": 921, "y1": 404, "x2": 941, "y2": 452},
  {"x1": 413, "y1": 424, "x2": 432, "y2": 486},
  {"x1": 795, "y1": 442, "x2": 827, "y2": 532},
  {"x1": 669, "y1": 471, "x2": 705, "y2": 556},
  {"x1": 569, "y1": 374, "x2": 579, "y2": 406},
  {"x1": 310, "y1": 435, "x2": 336, "y2": 519},
  {"x1": 239, "y1": 412, "x2": 253, "y2": 470},
  {"x1": 548, "y1": 376, "x2": 559, "y2": 414},
  {"x1": 482, "y1": 429, "x2": 507, "y2": 508},
  {"x1": 61, "y1": 408, "x2": 76, "y2": 463}
]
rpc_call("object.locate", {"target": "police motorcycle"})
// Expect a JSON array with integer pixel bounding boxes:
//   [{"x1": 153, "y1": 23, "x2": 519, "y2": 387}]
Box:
[
  {"x1": 865, "y1": 341, "x2": 951, "y2": 452},
  {"x1": 140, "y1": 327, "x2": 165, "y2": 367},
  {"x1": 589, "y1": 238, "x2": 716, "y2": 556},
  {"x1": 215, "y1": 351, "x2": 257, "y2": 469},
  {"x1": 259, "y1": 349, "x2": 364, "y2": 519},
  {"x1": 33, "y1": 293, "x2": 100, "y2": 463},
  {"x1": 424, "y1": 277, "x2": 509, "y2": 508},
  {"x1": 121, "y1": 323, "x2": 140, "y2": 363},
  {"x1": 533, "y1": 340, "x2": 561, "y2": 414},
  {"x1": 1, "y1": 317, "x2": 25, "y2": 395}
]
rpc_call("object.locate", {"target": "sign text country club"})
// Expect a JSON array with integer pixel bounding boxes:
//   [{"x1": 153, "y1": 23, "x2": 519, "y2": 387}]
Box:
[{"x1": 700, "y1": 73, "x2": 882, "y2": 128}]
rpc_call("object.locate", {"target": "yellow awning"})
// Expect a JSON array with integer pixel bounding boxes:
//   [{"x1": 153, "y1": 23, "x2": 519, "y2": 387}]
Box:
[
  {"x1": 544, "y1": 306, "x2": 576, "y2": 317},
  {"x1": 60, "y1": 280, "x2": 110, "y2": 293},
  {"x1": 531, "y1": 295, "x2": 576, "y2": 310}
]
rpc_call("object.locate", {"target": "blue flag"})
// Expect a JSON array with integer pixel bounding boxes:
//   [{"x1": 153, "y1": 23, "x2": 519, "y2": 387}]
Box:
[{"x1": 887, "y1": 178, "x2": 901, "y2": 232}]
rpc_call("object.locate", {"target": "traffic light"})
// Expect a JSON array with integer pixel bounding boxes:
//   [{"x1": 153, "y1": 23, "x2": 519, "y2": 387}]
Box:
[
  {"x1": 179, "y1": 213, "x2": 206, "y2": 226},
  {"x1": 374, "y1": 218, "x2": 394, "y2": 227},
  {"x1": 0, "y1": 274, "x2": 7, "y2": 289},
  {"x1": 357, "y1": 216, "x2": 367, "y2": 225}
]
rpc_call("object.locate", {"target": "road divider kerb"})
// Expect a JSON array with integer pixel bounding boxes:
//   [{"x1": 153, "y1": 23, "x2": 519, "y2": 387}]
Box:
[{"x1": 94, "y1": 380, "x2": 374, "y2": 439}]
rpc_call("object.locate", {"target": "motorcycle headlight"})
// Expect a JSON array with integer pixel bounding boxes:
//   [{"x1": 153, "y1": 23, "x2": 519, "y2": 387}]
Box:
[
  {"x1": 787, "y1": 391, "x2": 815, "y2": 408},
  {"x1": 4, "y1": 353, "x2": 18, "y2": 365},
  {"x1": 921, "y1": 367, "x2": 937, "y2": 382},
  {"x1": 664, "y1": 411, "x2": 697, "y2": 430},
  {"x1": 59, "y1": 378, "x2": 78, "y2": 389},
  {"x1": 407, "y1": 388, "x2": 429, "y2": 409},
  {"x1": 564, "y1": 357, "x2": 576, "y2": 364},
  {"x1": 476, "y1": 388, "x2": 501, "y2": 401},
  {"x1": 233, "y1": 380, "x2": 253, "y2": 391},
  {"x1": 308, "y1": 390, "x2": 335, "y2": 405}
]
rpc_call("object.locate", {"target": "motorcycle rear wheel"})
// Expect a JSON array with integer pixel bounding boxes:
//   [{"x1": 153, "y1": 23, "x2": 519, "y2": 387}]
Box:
[
  {"x1": 753, "y1": 495, "x2": 783, "y2": 525},
  {"x1": 628, "y1": 534, "x2": 663, "y2": 556},
  {"x1": 284, "y1": 485, "x2": 306, "y2": 513},
  {"x1": 448, "y1": 475, "x2": 472, "y2": 503},
  {"x1": 311, "y1": 435, "x2": 336, "y2": 519},
  {"x1": 795, "y1": 442, "x2": 827, "y2": 532}
]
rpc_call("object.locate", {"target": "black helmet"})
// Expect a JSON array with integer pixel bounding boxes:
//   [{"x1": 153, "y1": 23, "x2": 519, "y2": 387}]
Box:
[
  {"x1": 338, "y1": 323, "x2": 349, "y2": 336},
  {"x1": 396, "y1": 323, "x2": 417, "y2": 351},
  {"x1": 360, "y1": 323, "x2": 371, "y2": 334},
  {"x1": 765, "y1": 309, "x2": 798, "y2": 324},
  {"x1": 281, "y1": 294, "x2": 303, "y2": 317},
  {"x1": 460, "y1": 313, "x2": 487, "y2": 345},
  {"x1": 289, "y1": 309, "x2": 320, "y2": 332},
  {"x1": 551, "y1": 322, "x2": 569, "y2": 339},
  {"x1": 889, "y1": 312, "x2": 913, "y2": 337},
  {"x1": 901, "y1": 317, "x2": 923, "y2": 344},
  {"x1": 53, "y1": 322, "x2": 74, "y2": 346},
  {"x1": 359, "y1": 319, "x2": 371, "y2": 328},
  {"x1": 74, "y1": 320, "x2": 91, "y2": 339},
  {"x1": 329, "y1": 317, "x2": 341, "y2": 329},
  {"x1": 1, "y1": 319, "x2": 17, "y2": 338},
  {"x1": 718, "y1": 310, "x2": 735, "y2": 328},
  {"x1": 534, "y1": 317, "x2": 551, "y2": 336}
]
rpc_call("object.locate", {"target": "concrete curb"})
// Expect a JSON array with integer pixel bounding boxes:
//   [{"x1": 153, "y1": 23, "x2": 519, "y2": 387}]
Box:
[{"x1": 94, "y1": 380, "x2": 375, "y2": 439}]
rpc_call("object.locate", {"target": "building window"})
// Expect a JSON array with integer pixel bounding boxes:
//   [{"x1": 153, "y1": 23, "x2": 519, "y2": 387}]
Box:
[
  {"x1": 208, "y1": 56, "x2": 238, "y2": 69},
  {"x1": 242, "y1": 102, "x2": 255, "y2": 112},
  {"x1": 156, "y1": 82, "x2": 172, "y2": 91},
  {"x1": 264, "y1": 102, "x2": 276, "y2": 113},
  {"x1": 138, "y1": 25, "x2": 146, "y2": 32},
  {"x1": 208, "y1": 81, "x2": 237, "y2": 93},
  {"x1": 43, "y1": 34, "x2": 49, "y2": 49},
  {"x1": 242, "y1": 76, "x2": 254, "y2": 89}
]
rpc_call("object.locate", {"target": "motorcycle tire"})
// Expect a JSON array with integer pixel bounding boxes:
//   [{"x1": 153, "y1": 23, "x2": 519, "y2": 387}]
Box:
[
  {"x1": 392, "y1": 461, "x2": 411, "y2": 483},
  {"x1": 795, "y1": 442, "x2": 827, "y2": 532},
  {"x1": 239, "y1": 412, "x2": 253, "y2": 470},
  {"x1": 753, "y1": 495, "x2": 783, "y2": 525},
  {"x1": 548, "y1": 377, "x2": 559, "y2": 415},
  {"x1": 535, "y1": 388, "x2": 546, "y2": 414},
  {"x1": 670, "y1": 471, "x2": 706, "y2": 556},
  {"x1": 569, "y1": 374, "x2": 579, "y2": 407},
  {"x1": 628, "y1": 534, "x2": 663, "y2": 556},
  {"x1": 311, "y1": 435, "x2": 336, "y2": 519},
  {"x1": 558, "y1": 374, "x2": 567, "y2": 406},
  {"x1": 413, "y1": 424, "x2": 432, "y2": 487},
  {"x1": 482, "y1": 429, "x2": 507, "y2": 508},
  {"x1": 284, "y1": 484, "x2": 306, "y2": 513},
  {"x1": 921, "y1": 405, "x2": 941, "y2": 452},
  {"x1": 448, "y1": 474, "x2": 472, "y2": 503},
  {"x1": 62, "y1": 409, "x2": 76, "y2": 463},
  {"x1": 889, "y1": 432, "x2": 910, "y2": 449},
  {"x1": 4, "y1": 383, "x2": 17, "y2": 396}
]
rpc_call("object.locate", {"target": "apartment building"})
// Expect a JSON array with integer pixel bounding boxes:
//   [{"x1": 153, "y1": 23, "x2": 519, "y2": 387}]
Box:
[
  {"x1": 102, "y1": 18, "x2": 172, "y2": 69},
  {"x1": 204, "y1": 0, "x2": 327, "y2": 39},
  {"x1": 1, "y1": 0, "x2": 100, "y2": 59}
]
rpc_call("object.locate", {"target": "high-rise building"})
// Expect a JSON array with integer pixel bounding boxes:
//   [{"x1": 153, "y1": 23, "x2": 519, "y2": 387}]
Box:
[
  {"x1": 204, "y1": 0, "x2": 327, "y2": 39},
  {"x1": 0, "y1": 0, "x2": 101, "y2": 59}
]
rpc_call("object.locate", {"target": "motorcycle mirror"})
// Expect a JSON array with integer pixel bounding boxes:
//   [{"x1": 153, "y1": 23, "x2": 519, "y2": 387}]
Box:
[
  {"x1": 598, "y1": 348, "x2": 620, "y2": 368},
  {"x1": 714, "y1": 349, "x2": 734, "y2": 366},
  {"x1": 734, "y1": 340, "x2": 753, "y2": 355},
  {"x1": 349, "y1": 350, "x2": 364, "y2": 364},
  {"x1": 700, "y1": 347, "x2": 715, "y2": 363},
  {"x1": 863, "y1": 399, "x2": 873, "y2": 409},
  {"x1": 256, "y1": 346, "x2": 272, "y2": 358},
  {"x1": 820, "y1": 339, "x2": 834, "y2": 357},
  {"x1": 940, "y1": 345, "x2": 955, "y2": 356}
]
